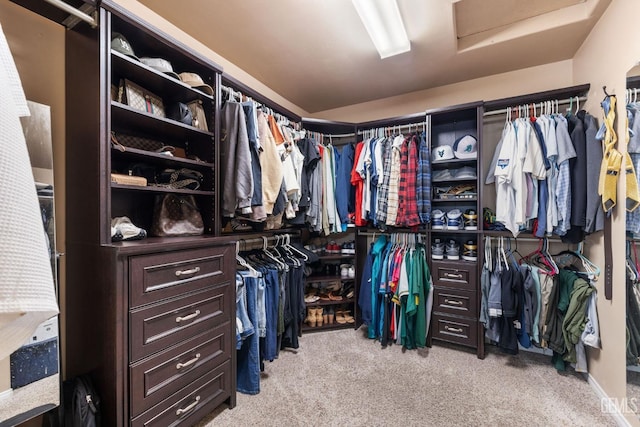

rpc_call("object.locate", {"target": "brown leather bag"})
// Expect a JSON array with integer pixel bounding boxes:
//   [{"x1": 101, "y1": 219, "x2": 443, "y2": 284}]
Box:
[{"x1": 150, "y1": 194, "x2": 204, "y2": 237}]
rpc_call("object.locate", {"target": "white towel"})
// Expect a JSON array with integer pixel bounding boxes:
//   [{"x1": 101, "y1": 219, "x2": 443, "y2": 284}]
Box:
[{"x1": 0, "y1": 22, "x2": 58, "y2": 360}]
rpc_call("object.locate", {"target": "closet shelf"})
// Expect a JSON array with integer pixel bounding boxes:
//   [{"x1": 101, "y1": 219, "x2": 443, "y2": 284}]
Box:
[
  {"x1": 301, "y1": 322, "x2": 355, "y2": 333},
  {"x1": 111, "y1": 146, "x2": 215, "y2": 169},
  {"x1": 111, "y1": 50, "x2": 214, "y2": 103},
  {"x1": 432, "y1": 197, "x2": 477, "y2": 202},
  {"x1": 111, "y1": 183, "x2": 215, "y2": 196},
  {"x1": 111, "y1": 102, "x2": 215, "y2": 141},
  {"x1": 306, "y1": 275, "x2": 355, "y2": 283},
  {"x1": 305, "y1": 297, "x2": 355, "y2": 307},
  {"x1": 316, "y1": 254, "x2": 355, "y2": 261},
  {"x1": 431, "y1": 158, "x2": 477, "y2": 168},
  {"x1": 430, "y1": 229, "x2": 481, "y2": 235},
  {"x1": 431, "y1": 177, "x2": 477, "y2": 184}
]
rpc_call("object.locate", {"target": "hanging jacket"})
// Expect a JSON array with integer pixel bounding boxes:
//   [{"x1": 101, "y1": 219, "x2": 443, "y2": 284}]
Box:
[{"x1": 562, "y1": 275, "x2": 593, "y2": 363}]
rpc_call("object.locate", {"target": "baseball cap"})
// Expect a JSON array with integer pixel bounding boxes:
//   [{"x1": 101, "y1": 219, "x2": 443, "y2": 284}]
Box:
[
  {"x1": 178, "y1": 72, "x2": 214, "y2": 96},
  {"x1": 111, "y1": 33, "x2": 139, "y2": 61},
  {"x1": 453, "y1": 135, "x2": 477, "y2": 159},
  {"x1": 432, "y1": 144, "x2": 454, "y2": 162},
  {"x1": 140, "y1": 57, "x2": 180, "y2": 80}
]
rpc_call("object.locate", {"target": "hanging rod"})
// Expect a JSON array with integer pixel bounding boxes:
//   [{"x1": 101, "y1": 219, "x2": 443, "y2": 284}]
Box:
[
  {"x1": 483, "y1": 96, "x2": 588, "y2": 117},
  {"x1": 358, "y1": 121, "x2": 426, "y2": 134},
  {"x1": 44, "y1": 0, "x2": 97, "y2": 27}
]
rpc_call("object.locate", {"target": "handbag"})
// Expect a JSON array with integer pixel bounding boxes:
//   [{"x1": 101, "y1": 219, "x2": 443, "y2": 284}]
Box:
[
  {"x1": 118, "y1": 78, "x2": 165, "y2": 118},
  {"x1": 151, "y1": 194, "x2": 204, "y2": 237},
  {"x1": 64, "y1": 375, "x2": 101, "y2": 427},
  {"x1": 187, "y1": 100, "x2": 209, "y2": 131},
  {"x1": 156, "y1": 168, "x2": 203, "y2": 190},
  {"x1": 111, "y1": 132, "x2": 175, "y2": 155},
  {"x1": 167, "y1": 102, "x2": 193, "y2": 125}
]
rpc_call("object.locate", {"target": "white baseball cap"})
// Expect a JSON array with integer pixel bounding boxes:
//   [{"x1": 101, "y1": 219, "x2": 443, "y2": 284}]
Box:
[
  {"x1": 140, "y1": 57, "x2": 180, "y2": 80},
  {"x1": 453, "y1": 135, "x2": 478, "y2": 159},
  {"x1": 432, "y1": 145, "x2": 454, "y2": 162}
]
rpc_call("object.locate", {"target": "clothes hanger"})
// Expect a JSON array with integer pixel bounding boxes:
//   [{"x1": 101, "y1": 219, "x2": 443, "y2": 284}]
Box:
[{"x1": 236, "y1": 241, "x2": 259, "y2": 276}]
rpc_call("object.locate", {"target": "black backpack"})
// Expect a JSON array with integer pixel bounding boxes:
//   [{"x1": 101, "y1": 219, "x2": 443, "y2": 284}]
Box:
[{"x1": 64, "y1": 375, "x2": 101, "y2": 427}]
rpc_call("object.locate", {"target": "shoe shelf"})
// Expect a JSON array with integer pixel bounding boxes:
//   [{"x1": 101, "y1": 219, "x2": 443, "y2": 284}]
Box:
[
  {"x1": 302, "y1": 322, "x2": 355, "y2": 332},
  {"x1": 430, "y1": 229, "x2": 480, "y2": 234},
  {"x1": 307, "y1": 297, "x2": 355, "y2": 307},
  {"x1": 316, "y1": 254, "x2": 355, "y2": 261},
  {"x1": 306, "y1": 275, "x2": 355, "y2": 283}
]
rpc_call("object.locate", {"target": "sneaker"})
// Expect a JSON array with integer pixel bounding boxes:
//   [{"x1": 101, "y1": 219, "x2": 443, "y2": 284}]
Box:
[
  {"x1": 111, "y1": 226, "x2": 123, "y2": 242},
  {"x1": 463, "y1": 209, "x2": 478, "y2": 230},
  {"x1": 446, "y1": 209, "x2": 462, "y2": 230},
  {"x1": 111, "y1": 216, "x2": 147, "y2": 241},
  {"x1": 445, "y1": 239, "x2": 460, "y2": 260},
  {"x1": 341, "y1": 241, "x2": 356, "y2": 255},
  {"x1": 348, "y1": 265, "x2": 355, "y2": 279},
  {"x1": 431, "y1": 238, "x2": 445, "y2": 260},
  {"x1": 340, "y1": 264, "x2": 350, "y2": 279},
  {"x1": 462, "y1": 240, "x2": 478, "y2": 262},
  {"x1": 432, "y1": 210, "x2": 445, "y2": 230}
]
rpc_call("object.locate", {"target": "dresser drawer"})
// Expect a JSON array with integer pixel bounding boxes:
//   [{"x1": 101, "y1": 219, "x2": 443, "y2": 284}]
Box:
[
  {"x1": 131, "y1": 361, "x2": 231, "y2": 427},
  {"x1": 433, "y1": 288, "x2": 477, "y2": 318},
  {"x1": 130, "y1": 324, "x2": 231, "y2": 417},
  {"x1": 130, "y1": 284, "x2": 231, "y2": 361},
  {"x1": 130, "y1": 245, "x2": 233, "y2": 308},
  {"x1": 431, "y1": 313, "x2": 478, "y2": 348},
  {"x1": 432, "y1": 261, "x2": 476, "y2": 290}
]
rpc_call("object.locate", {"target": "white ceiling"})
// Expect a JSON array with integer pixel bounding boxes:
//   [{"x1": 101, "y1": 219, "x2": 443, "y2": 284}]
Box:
[{"x1": 138, "y1": 0, "x2": 610, "y2": 114}]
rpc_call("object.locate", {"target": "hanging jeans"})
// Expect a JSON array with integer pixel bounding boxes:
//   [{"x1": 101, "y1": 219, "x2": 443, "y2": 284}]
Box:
[
  {"x1": 260, "y1": 267, "x2": 280, "y2": 362},
  {"x1": 236, "y1": 273, "x2": 254, "y2": 349},
  {"x1": 237, "y1": 272, "x2": 260, "y2": 395}
]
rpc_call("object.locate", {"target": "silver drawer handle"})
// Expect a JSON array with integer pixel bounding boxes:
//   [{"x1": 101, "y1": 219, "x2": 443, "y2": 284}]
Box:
[
  {"x1": 176, "y1": 353, "x2": 201, "y2": 370},
  {"x1": 445, "y1": 326, "x2": 463, "y2": 333},
  {"x1": 175, "y1": 310, "x2": 200, "y2": 323},
  {"x1": 176, "y1": 395, "x2": 200, "y2": 416},
  {"x1": 444, "y1": 299, "x2": 463, "y2": 306},
  {"x1": 175, "y1": 267, "x2": 200, "y2": 278},
  {"x1": 444, "y1": 272, "x2": 463, "y2": 279}
]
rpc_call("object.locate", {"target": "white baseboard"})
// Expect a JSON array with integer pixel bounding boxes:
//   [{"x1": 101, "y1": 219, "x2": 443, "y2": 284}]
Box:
[
  {"x1": 588, "y1": 374, "x2": 633, "y2": 427},
  {"x1": 0, "y1": 388, "x2": 12, "y2": 401}
]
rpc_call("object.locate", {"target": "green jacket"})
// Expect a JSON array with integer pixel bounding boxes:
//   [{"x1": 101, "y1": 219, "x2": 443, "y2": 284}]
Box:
[{"x1": 562, "y1": 274, "x2": 594, "y2": 363}]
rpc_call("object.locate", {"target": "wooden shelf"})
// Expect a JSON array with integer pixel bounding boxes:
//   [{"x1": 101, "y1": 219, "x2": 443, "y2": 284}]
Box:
[
  {"x1": 304, "y1": 297, "x2": 355, "y2": 307},
  {"x1": 302, "y1": 322, "x2": 355, "y2": 333},
  {"x1": 432, "y1": 197, "x2": 477, "y2": 202},
  {"x1": 432, "y1": 177, "x2": 477, "y2": 184},
  {"x1": 111, "y1": 183, "x2": 215, "y2": 196},
  {"x1": 306, "y1": 275, "x2": 355, "y2": 283},
  {"x1": 111, "y1": 146, "x2": 214, "y2": 169},
  {"x1": 316, "y1": 254, "x2": 355, "y2": 261},
  {"x1": 430, "y1": 229, "x2": 480, "y2": 234},
  {"x1": 431, "y1": 158, "x2": 477, "y2": 168}
]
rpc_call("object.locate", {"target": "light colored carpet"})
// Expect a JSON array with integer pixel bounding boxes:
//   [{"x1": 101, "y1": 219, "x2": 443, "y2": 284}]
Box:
[{"x1": 197, "y1": 328, "x2": 616, "y2": 427}]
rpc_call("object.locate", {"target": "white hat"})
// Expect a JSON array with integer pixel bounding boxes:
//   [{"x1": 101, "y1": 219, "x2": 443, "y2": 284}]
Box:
[
  {"x1": 432, "y1": 145, "x2": 454, "y2": 162},
  {"x1": 453, "y1": 135, "x2": 477, "y2": 159},
  {"x1": 140, "y1": 57, "x2": 180, "y2": 80}
]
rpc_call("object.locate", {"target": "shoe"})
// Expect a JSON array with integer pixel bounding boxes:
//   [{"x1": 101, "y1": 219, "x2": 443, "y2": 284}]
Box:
[
  {"x1": 431, "y1": 238, "x2": 445, "y2": 260},
  {"x1": 462, "y1": 240, "x2": 478, "y2": 262},
  {"x1": 304, "y1": 291, "x2": 320, "y2": 303},
  {"x1": 111, "y1": 216, "x2": 147, "y2": 241},
  {"x1": 335, "y1": 309, "x2": 346, "y2": 324},
  {"x1": 328, "y1": 307, "x2": 335, "y2": 324},
  {"x1": 343, "y1": 310, "x2": 355, "y2": 324},
  {"x1": 432, "y1": 210, "x2": 445, "y2": 230},
  {"x1": 463, "y1": 209, "x2": 478, "y2": 230},
  {"x1": 341, "y1": 241, "x2": 356, "y2": 255},
  {"x1": 446, "y1": 209, "x2": 462, "y2": 230},
  {"x1": 340, "y1": 264, "x2": 350, "y2": 279},
  {"x1": 111, "y1": 226, "x2": 123, "y2": 242},
  {"x1": 348, "y1": 265, "x2": 355, "y2": 279},
  {"x1": 445, "y1": 239, "x2": 460, "y2": 260},
  {"x1": 305, "y1": 307, "x2": 317, "y2": 327},
  {"x1": 316, "y1": 307, "x2": 324, "y2": 326}
]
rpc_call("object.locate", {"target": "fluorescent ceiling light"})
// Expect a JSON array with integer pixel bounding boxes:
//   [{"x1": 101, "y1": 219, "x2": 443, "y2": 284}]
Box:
[{"x1": 352, "y1": 0, "x2": 410, "y2": 59}]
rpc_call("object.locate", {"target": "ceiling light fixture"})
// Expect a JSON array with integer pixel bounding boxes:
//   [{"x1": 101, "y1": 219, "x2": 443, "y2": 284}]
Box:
[{"x1": 352, "y1": 0, "x2": 410, "y2": 59}]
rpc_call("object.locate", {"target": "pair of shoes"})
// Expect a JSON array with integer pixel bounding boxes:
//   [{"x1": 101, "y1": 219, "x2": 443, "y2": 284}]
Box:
[
  {"x1": 341, "y1": 241, "x2": 356, "y2": 255},
  {"x1": 305, "y1": 307, "x2": 319, "y2": 327},
  {"x1": 431, "y1": 209, "x2": 462, "y2": 230},
  {"x1": 111, "y1": 217, "x2": 147, "y2": 241},
  {"x1": 462, "y1": 240, "x2": 478, "y2": 262},
  {"x1": 323, "y1": 307, "x2": 335, "y2": 325},
  {"x1": 340, "y1": 264, "x2": 355, "y2": 279},
  {"x1": 325, "y1": 241, "x2": 340, "y2": 254},
  {"x1": 335, "y1": 309, "x2": 355, "y2": 324},
  {"x1": 304, "y1": 291, "x2": 320, "y2": 303}
]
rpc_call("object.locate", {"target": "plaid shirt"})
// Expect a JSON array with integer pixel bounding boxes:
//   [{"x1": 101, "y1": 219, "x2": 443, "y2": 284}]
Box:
[
  {"x1": 417, "y1": 132, "x2": 432, "y2": 224},
  {"x1": 375, "y1": 137, "x2": 392, "y2": 225},
  {"x1": 385, "y1": 136, "x2": 404, "y2": 226},
  {"x1": 397, "y1": 134, "x2": 420, "y2": 227}
]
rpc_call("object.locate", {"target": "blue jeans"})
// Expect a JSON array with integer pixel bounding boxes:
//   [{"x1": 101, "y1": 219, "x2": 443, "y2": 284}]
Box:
[
  {"x1": 257, "y1": 274, "x2": 267, "y2": 338},
  {"x1": 235, "y1": 273, "x2": 254, "y2": 349},
  {"x1": 236, "y1": 272, "x2": 260, "y2": 395},
  {"x1": 261, "y1": 268, "x2": 280, "y2": 361}
]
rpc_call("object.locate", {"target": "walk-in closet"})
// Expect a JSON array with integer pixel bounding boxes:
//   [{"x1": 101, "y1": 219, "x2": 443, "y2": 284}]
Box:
[{"x1": 1, "y1": 0, "x2": 639, "y2": 426}]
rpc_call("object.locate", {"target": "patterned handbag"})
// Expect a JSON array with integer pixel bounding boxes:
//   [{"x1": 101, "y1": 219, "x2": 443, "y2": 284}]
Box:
[
  {"x1": 150, "y1": 194, "x2": 204, "y2": 237},
  {"x1": 186, "y1": 100, "x2": 209, "y2": 131},
  {"x1": 110, "y1": 132, "x2": 175, "y2": 154},
  {"x1": 117, "y1": 78, "x2": 165, "y2": 118}
]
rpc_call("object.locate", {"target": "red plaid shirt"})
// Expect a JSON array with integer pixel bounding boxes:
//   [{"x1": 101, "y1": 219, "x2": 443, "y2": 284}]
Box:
[{"x1": 396, "y1": 134, "x2": 420, "y2": 227}]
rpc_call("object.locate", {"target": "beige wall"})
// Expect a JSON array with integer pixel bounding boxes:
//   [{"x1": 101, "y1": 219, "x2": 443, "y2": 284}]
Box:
[
  {"x1": 312, "y1": 60, "x2": 575, "y2": 122},
  {"x1": 573, "y1": 0, "x2": 640, "y2": 425}
]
